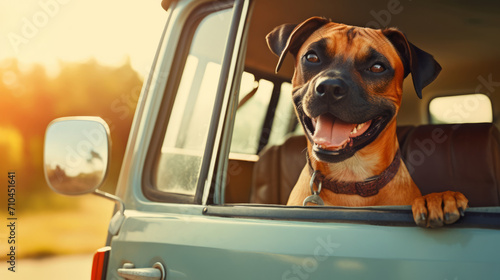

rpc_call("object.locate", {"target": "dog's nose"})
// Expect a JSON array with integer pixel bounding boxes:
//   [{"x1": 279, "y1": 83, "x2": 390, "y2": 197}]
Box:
[{"x1": 315, "y1": 77, "x2": 347, "y2": 100}]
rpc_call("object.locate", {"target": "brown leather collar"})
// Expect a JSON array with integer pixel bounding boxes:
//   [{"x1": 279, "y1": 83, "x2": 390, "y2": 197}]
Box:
[{"x1": 307, "y1": 150, "x2": 401, "y2": 197}]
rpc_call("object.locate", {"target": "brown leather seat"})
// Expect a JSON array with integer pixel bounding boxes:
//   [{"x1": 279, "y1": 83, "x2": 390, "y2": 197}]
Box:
[{"x1": 250, "y1": 123, "x2": 500, "y2": 207}]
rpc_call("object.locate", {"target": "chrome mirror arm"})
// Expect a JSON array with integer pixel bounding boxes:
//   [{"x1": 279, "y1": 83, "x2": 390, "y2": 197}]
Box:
[{"x1": 94, "y1": 189, "x2": 126, "y2": 235}]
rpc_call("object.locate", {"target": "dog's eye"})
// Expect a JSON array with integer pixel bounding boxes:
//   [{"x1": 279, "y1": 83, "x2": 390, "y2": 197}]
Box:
[
  {"x1": 305, "y1": 52, "x2": 320, "y2": 63},
  {"x1": 369, "y1": 63, "x2": 386, "y2": 73}
]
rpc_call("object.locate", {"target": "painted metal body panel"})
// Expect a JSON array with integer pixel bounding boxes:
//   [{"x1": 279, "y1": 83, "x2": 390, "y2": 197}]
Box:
[{"x1": 107, "y1": 210, "x2": 500, "y2": 279}]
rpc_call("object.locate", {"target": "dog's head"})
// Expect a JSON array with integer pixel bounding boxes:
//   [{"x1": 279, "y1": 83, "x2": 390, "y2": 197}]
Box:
[{"x1": 266, "y1": 17, "x2": 441, "y2": 163}]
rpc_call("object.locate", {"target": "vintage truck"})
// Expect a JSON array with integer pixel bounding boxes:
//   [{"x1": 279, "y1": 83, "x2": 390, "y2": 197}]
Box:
[{"x1": 44, "y1": 0, "x2": 500, "y2": 279}]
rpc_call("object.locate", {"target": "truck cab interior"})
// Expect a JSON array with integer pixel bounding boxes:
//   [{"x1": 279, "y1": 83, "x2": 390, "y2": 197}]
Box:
[{"x1": 223, "y1": 0, "x2": 500, "y2": 208}]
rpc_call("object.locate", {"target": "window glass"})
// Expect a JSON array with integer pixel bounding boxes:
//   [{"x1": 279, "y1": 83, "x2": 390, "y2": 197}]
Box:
[
  {"x1": 230, "y1": 79, "x2": 297, "y2": 155},
  {"x1": 429, "y1": 94, "x2": 493, "y2": 124},
  {"x1": 154, "y1": 7, "x2": 234, "y2": 195},
  {"x1": 268, "y1": 82, "x2": 296, "y2": 146},
  {"x1": 230, "y1": 74, "x2": 274, "y2": 154}
]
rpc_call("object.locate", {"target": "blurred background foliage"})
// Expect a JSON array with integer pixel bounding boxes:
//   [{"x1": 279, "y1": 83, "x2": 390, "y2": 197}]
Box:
[{"x1": 1, "y1": 58, "x2": 142, "y2": 206}]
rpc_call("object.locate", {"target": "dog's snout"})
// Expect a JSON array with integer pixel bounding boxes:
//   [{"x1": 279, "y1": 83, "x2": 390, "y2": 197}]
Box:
[{"x1": 315, "y1": 78, "x2": 347, "y2": 100}]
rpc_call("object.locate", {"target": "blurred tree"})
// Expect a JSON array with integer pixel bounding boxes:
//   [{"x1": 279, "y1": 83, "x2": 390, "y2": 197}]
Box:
[{"x1": 0, "y1": 58, "x2": 143, "y2": 207}]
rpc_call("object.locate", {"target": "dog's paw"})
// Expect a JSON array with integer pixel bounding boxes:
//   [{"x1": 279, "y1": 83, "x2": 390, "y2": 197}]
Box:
[{"x1": 411, "y1": 191, "x2": 468, "y2": 228}]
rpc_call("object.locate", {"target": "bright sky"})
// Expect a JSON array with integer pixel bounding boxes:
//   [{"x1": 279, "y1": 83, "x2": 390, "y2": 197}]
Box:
[{"x1": 1, "y1": 0, "x2": 167, "y2": 76}]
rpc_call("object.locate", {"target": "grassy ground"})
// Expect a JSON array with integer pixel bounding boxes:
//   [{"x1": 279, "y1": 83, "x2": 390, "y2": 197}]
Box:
[{"x1": 0, "y1": 192, "x2": 114, "y2": 260}]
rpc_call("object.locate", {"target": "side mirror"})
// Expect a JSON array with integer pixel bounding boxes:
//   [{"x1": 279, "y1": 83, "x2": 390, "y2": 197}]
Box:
[
  {"x1": 44, "y1": 117, "x2": 110, "y2": 195},
  {"x1": 43, "y1": 117, "x2": 125, "y2": 235}
]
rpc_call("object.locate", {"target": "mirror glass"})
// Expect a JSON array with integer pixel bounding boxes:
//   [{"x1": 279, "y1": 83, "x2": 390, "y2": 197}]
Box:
[{"x1": 44, "y1": 118, "x2": 110, "y2": 195}]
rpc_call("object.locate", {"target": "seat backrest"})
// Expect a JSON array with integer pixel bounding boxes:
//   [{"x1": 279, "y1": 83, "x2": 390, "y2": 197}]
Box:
[
  {"x1": 250, "y1": 123, "x2": 500, "y2": 207},
  {"x1": 250, "y1": 135, "x2": 307, "y2": 204}
]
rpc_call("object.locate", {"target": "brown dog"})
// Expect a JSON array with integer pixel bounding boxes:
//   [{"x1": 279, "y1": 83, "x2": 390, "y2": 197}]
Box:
[{"x1": 266, "y1": 17, "x2": 468, "y2": 227}]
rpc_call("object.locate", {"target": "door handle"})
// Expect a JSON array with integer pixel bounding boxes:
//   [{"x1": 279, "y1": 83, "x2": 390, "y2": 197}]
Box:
[{"x1": 117, "y1": 262, "x2": 166, "y2": 280}]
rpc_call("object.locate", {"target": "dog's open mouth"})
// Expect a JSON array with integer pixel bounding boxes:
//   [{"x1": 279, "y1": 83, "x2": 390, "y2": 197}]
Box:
[
  {"x1": 303, "y1": 112, "x2": 390, "y2": 160},
  {"x1": 311, "y1": 114, "x2": 372, "y2": 150}
]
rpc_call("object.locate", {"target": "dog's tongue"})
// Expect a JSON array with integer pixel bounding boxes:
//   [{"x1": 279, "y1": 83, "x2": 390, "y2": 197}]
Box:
[{"x1": 312, "y1": 114, "x2": 355, "y2": 148}]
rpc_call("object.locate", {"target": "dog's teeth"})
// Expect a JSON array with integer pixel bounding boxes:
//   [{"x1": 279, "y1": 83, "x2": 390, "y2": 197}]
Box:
[{"x1": 351, "y1": 127, "x2": 358, "y2": 134}]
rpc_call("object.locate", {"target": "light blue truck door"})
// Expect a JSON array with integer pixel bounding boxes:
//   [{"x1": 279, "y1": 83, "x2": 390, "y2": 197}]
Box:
[{"x1": 105, "y1": 0, "x2": 500, "y2": 279}]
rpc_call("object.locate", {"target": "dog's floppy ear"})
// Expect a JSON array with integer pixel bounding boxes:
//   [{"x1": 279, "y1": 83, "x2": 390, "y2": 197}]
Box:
[
  {"x1": 266, "y1": 17, "x2": 331, "y2": 73},
  {"x1": 383, "y1": 28, "x2": 442, "y2": 99}
]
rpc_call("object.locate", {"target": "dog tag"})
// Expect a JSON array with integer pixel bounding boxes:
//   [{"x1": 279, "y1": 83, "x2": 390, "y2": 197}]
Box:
[
  {"x1": 304, "y1": 170, "x2": 325, "y2": 206},
  {"x1": 303, "y1": 194, "x2": 324, "y2": 206}
]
